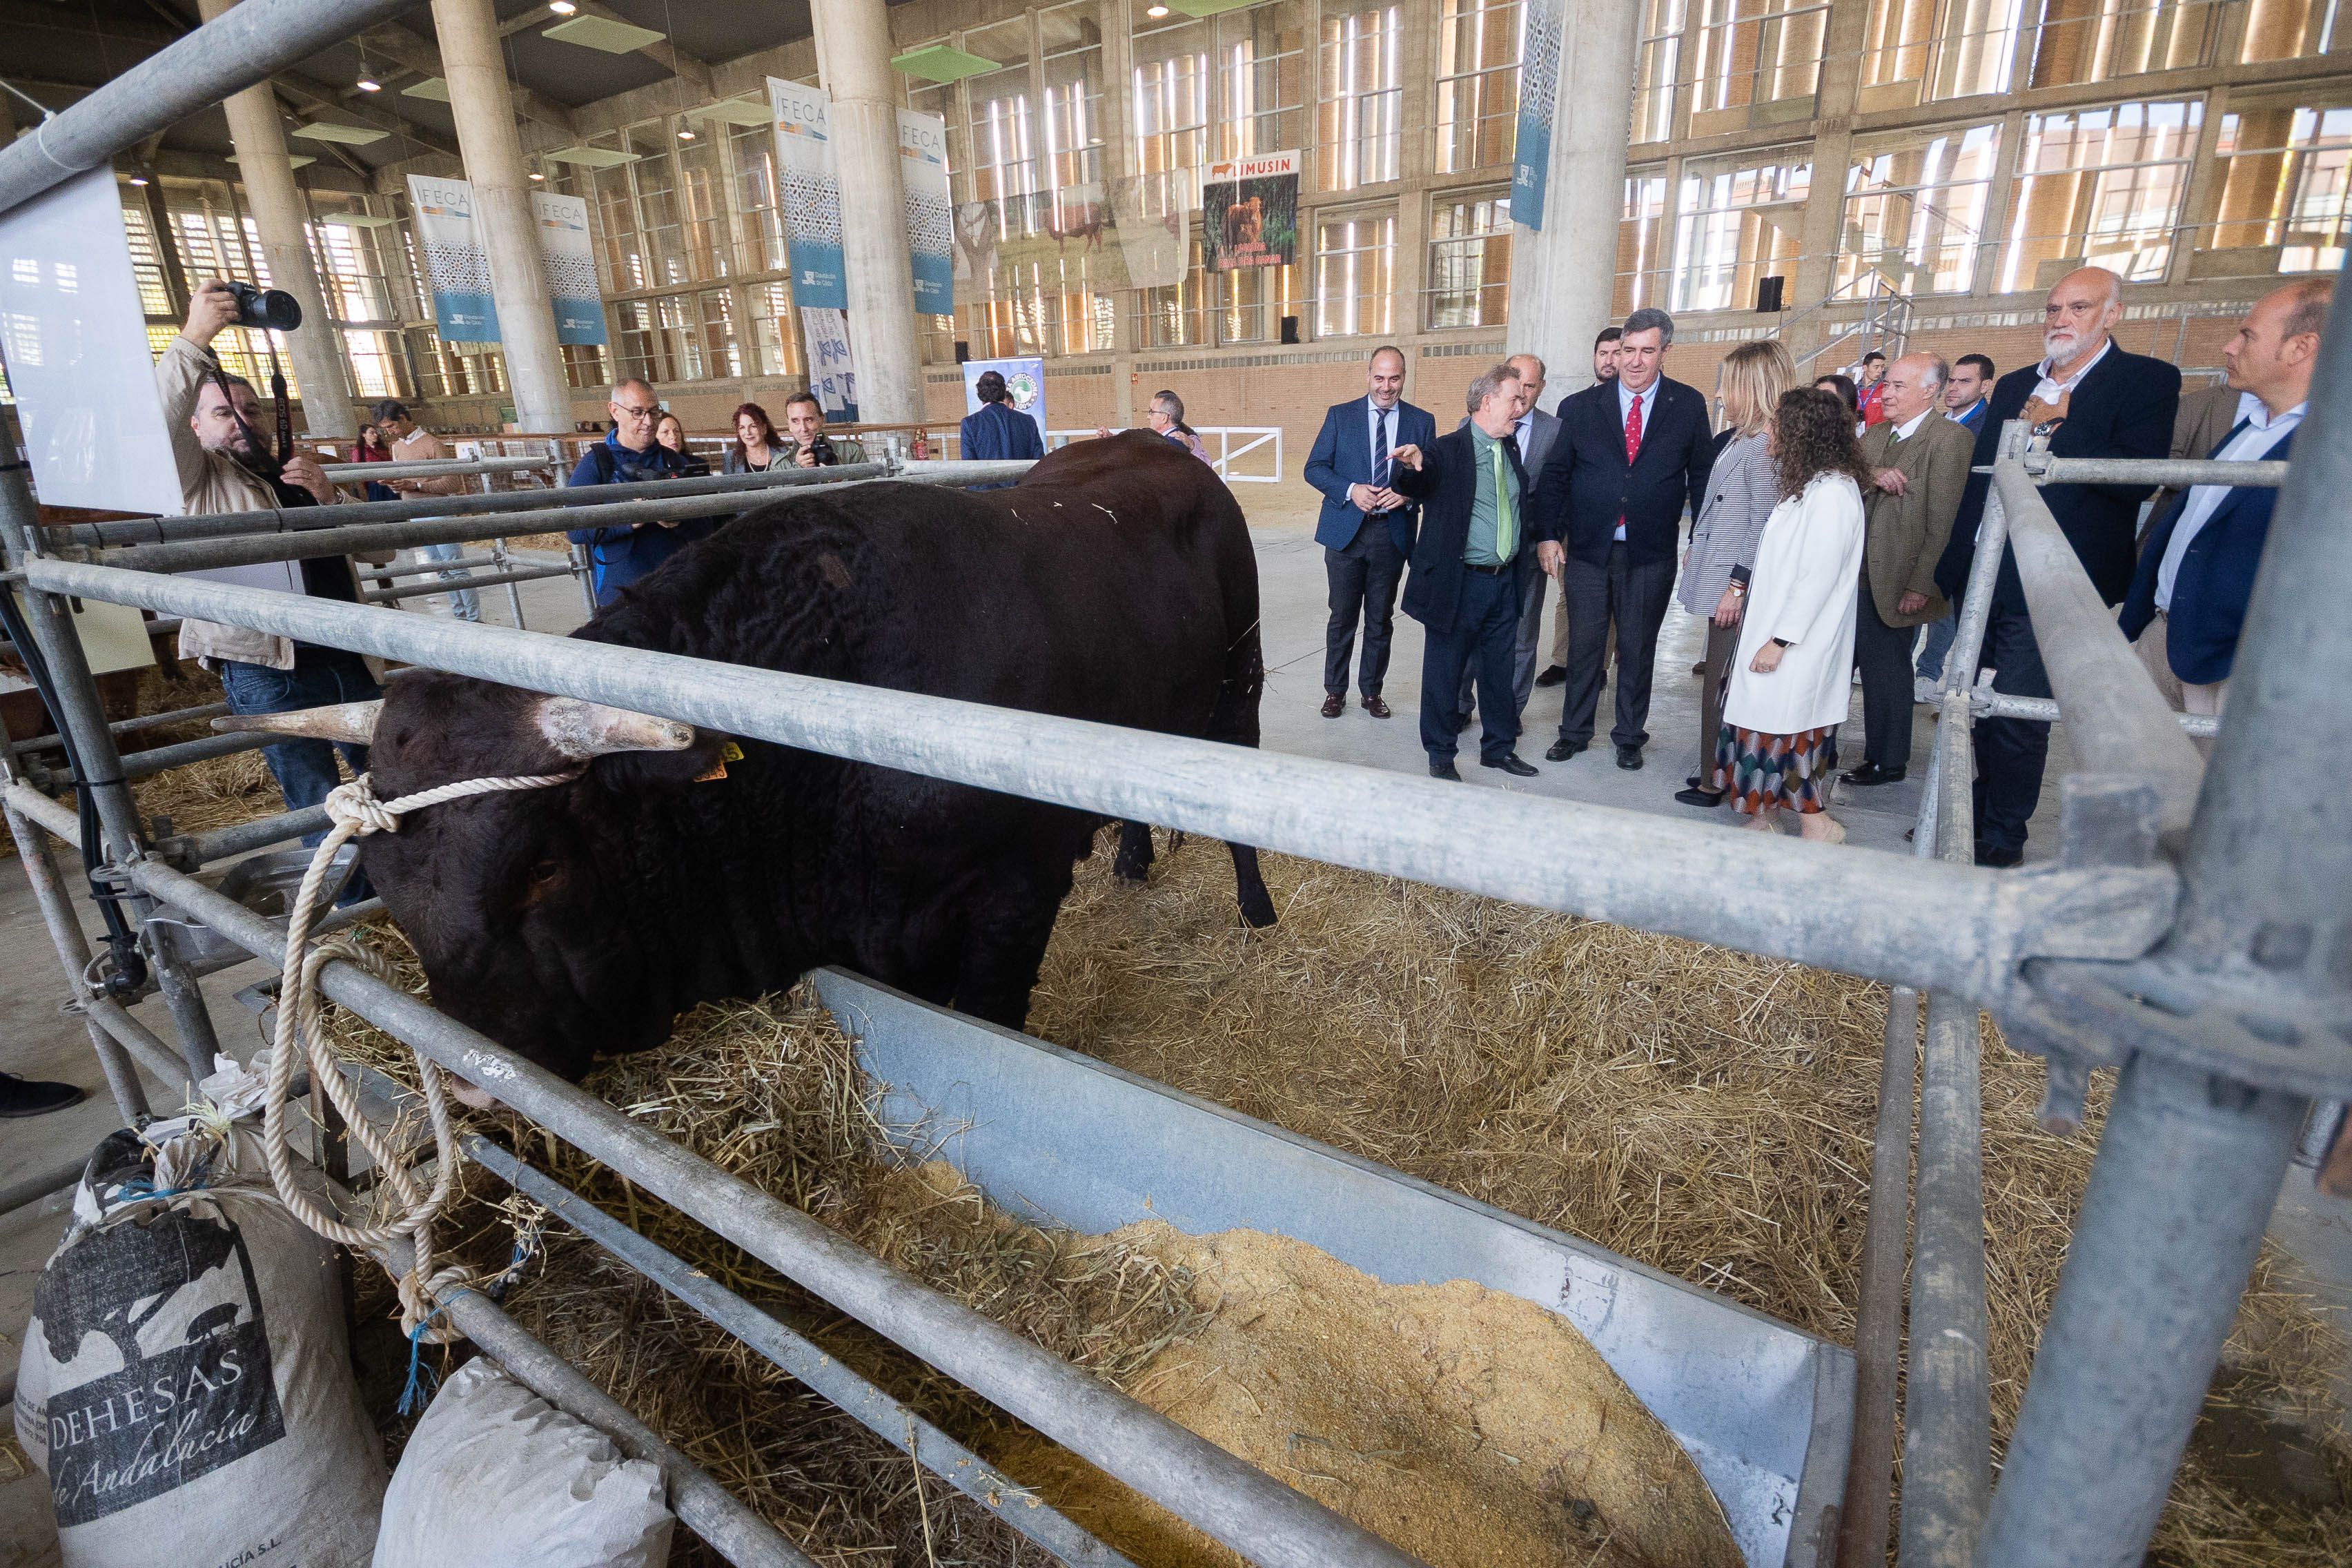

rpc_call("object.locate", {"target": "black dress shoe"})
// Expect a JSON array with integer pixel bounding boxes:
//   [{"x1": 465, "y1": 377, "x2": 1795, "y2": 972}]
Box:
[
  {"x1": 1545, "y1": 738, "x2": 1585, "y2": 762},
  {"x1": 1429, "y1": 758, "x2": 1462, "y2": 781},
  {"x1": 1841, "y1": 762, "x2": 1907, "y2": 787},
  {"x1": 1320, "y1": 692, "x2": 1346, "y2": 718},
  {"x1": 0, "y1": 1072, "x2": 87, "y2": 1119},
  {"x1": 1975, "y1": 843, "x2": 2023, "y2": 869},
  {"x1": 1363, "y1": 694, "x2": 1393, "y2": 718},
  {"x1": 1534, "y1": 665, "x2": 1567, "y2": 688},
  {"x1": 1480, "y1": 753, "x2": 1539, "y2": 777},
  {"x1": 1674, "y1": 786, "x2": 1725, "y2": 807},
  {"x1": 1616, "y1": 744, "x2": 1643, "y2": 770}
]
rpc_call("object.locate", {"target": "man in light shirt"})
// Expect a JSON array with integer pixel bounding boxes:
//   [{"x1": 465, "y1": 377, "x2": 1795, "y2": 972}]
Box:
[
  {"x1": 1934, "y1": 266, "x2": 2179, "y2": 866},
  {"x1": 2119, "y1": 277, "x2": 2329, "y2": 719}
]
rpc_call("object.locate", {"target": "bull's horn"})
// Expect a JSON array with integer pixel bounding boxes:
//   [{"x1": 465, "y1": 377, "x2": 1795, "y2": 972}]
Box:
[
  {"x1": 212, "y1": 700, "x2": 382, "y2": 745},
  {"x1": 533, "y1": 697, "x2": 696, "y2": 761}
]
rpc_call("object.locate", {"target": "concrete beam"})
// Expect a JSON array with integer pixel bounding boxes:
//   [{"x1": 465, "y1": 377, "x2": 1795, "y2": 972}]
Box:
[
  {"x1": 576, "y1": 0, "x2": 713, "y2": 95},
  {"x1": 360, "y1": 23, "x2": 578, "y2": 136}
]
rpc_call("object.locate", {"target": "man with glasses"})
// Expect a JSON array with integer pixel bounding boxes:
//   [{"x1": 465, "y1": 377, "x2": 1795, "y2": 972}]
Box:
[
  {"x1": 568, "y1": 378, "x2": 712, "y2": 605},
  {"x1": 1934, "y1": 266, "x2": 2179, "y2": 866}
]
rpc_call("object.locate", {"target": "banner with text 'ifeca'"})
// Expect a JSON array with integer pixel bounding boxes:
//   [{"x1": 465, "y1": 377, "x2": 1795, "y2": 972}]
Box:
[
  {"x1": 532, "y1": 191, "x2": 607, "y2": 346},
  {"x1": 769, "y1": 77, "x2": 846, "y2": 312},
  {"x1": 898, "y1": 107, "x2": 953, "y2": 313},
  {"x1": 406, "y1": 174, "x2": 498, "y2": 340},
  {"x1": 1511, "y1": 0, "x2": 1564, "y2": 231}
]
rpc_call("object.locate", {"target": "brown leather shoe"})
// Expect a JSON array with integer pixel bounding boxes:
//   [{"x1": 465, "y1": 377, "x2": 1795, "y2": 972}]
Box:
[
  {"x1": 1362, "y1": 695, "x2": 1393, "y2": 718},
  {"x1": 1320, "y1": 692, "x2": 1346, "y2": 718}
]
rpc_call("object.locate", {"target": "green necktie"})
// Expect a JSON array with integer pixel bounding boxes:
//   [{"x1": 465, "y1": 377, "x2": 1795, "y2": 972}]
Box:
[{"x1": 1491, "y1": 440, "x2": 1516, "y2": 560}]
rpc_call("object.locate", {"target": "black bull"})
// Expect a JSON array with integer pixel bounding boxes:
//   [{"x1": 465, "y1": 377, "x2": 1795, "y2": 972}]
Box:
[{"x1": 360, "y1": 434, "x2": 1275, "y2": 1082}]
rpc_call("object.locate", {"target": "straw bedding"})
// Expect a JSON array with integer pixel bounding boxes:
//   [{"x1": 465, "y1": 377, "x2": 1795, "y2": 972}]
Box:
[{"x1": 311, "y1": 829, "x2": 2352, "y2": 1567}]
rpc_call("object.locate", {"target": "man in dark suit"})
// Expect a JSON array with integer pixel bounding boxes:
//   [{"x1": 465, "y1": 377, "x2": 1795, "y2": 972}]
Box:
[
  {"x1": 1945, "y1": 353, "x2": 1995, "y2": 435},
  {"x1": 2121, "y1": 277, "x2": 2327, "y2": 720},
  {"x1": 1934, "y1": 266, "x2": 2181, "y2": 865},
  {"x1": 1535, "y1": 328, "x2": 1623, "y2": 689},
  {"x1": 960, "y1": 370, "x2": 1046, "y2": 461},
  {"x1": 1304, "y1": 346, "x2": 1435, "y2": 720},
  {"x1": 1457, "y1": 353, "x2": 1563, "y2": 728},
  {"x1": 1845, "y1": 351, "x2": 1974, "y2": 786},
  {"x1": 1390, "y1": 363, "x2": 1539, "y2": 780},
  {"x1": 1531, "y1": 307, "x2": 1716, "y2": 770}
]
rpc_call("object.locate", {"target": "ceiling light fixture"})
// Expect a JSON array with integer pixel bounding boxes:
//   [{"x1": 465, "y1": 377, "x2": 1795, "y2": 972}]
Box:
[
  {"x1": 548, "y1": 0, "x2": 578, "y2": 12},
  {"x1": 356, "y1": 75, "x2": 382, "y2": 92},
  {"x1": 677, "y1": 127, "x2": 694, "y2": 140},
  {"x1": 529, "y1": 170, "x2": 545, "y2": 179},
  {"x1": 128, "y1": 174, "x2": 150, "y2": 186},
  {"x1": 1146, "y1": 3, "x2": 1170, "y2": 14}
]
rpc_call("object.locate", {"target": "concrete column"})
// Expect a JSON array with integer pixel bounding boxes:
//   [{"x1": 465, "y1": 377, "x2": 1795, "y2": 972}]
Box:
[
  {"x1": 1791, "y1": 0, "x2": 1869, "y2": 315},
  {"x1": 1099, "y1": 0, "x2": 1139, "y2": 429},
  {"x1": 812, "y1": 0, "x2": 924, "y2": 424},
  {"x1": 197, "y1": 0, "x2": 355, "y2": 439},
  {"x1": 431, "y1": 0, "x2": 573, "y2": 434},
  {"x1": 1505, "y1": 0, "x2": 1643, "y2": 395}
]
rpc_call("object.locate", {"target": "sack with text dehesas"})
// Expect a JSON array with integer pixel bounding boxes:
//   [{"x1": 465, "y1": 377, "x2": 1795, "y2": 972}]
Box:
[{"x1": 11, "y1": 1126, "x2": 386, "y2": 1568}]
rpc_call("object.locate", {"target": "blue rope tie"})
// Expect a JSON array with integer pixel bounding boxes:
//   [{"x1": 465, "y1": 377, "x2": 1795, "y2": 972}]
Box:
[{"x1": 396, "y1": 1309, "x2": 447, "y2": 1417}]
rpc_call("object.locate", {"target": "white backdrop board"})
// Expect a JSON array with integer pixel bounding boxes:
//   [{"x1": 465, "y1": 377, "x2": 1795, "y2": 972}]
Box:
[{"x1": 0, "y1": 166, "x2": 185, "y2": 518}]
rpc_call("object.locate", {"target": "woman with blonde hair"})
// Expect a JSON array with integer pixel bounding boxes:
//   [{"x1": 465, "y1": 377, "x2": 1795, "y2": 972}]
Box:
[
  {"x1": 1716, "y1": 386, "x2": 1871, "y2": 842},
  {"x1": 1674, "y1": 338, "x2": 1792, "y2": 808}
]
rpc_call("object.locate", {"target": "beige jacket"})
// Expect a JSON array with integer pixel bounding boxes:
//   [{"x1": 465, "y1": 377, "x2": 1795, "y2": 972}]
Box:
[
  {"x1": 389, "y1": 427, "x2": 471, "y2": 496},
  {"x1": 158, "y1": 334, "x2": 384, "y2": 670},
  {"x1": 1857, "y1": 413, "x2": 1973, "y2": 629}
]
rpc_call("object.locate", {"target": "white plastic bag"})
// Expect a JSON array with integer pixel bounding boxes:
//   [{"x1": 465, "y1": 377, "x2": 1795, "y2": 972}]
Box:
[
  {"x1": 372, "y1": 1358, "x2": 672, "y2": 1568},
  {"x1": 12, "y1": 1120, "x2": 386, "y2": 1568}
]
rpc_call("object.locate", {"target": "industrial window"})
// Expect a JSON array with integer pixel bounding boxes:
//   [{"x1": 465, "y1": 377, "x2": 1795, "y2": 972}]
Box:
[
  {"x1": 1042, "y1": 0, "x2": 1108, "y2": 192},
  {"x1": 1434, "y1": 0, "x2": 1522, "y2": 175},
  {"x1": 1689, "y1": 0, "x2": 1832, "y2": 124},
  {"x1": 341, "y1": 330, "x2": 404, "y2": 401},
  {"x1": 593, "y1": 159, "x2": 648, "y2": 293},
  {"x1": 1633, "y1": 0, "x2": 1689, "y2": 144},
  {"x1": 1999, "y1": 99, "x2": 2201, "y2": 291},
  {"x1": 2239, "y1": 0, "x2": 2352, "y2": 59},
  {"x1": 968, "y1": 17, "x2": 1041, "y2": 207},
  {"x1": 562, "y1": 342, "x2": 611, "y2": 390},
  {"x1": 675, "y1": 132, "x2": 733, "y2": 284},
  {"x1": 695, "y1": 288, "x2": 743, "y2": 379},
  {"x1": 727, "y1": 120, "x2": 787, "y2": 276},
  {"x1": 1837, "y1": 123, "x2": 2003, "y2": 296},
  {"x1": 2023, "y1": 0, "x2": 2222, "y2": 88},
  {"x1": 1215, "y1": 3, "x2": 1306, "y2": 163},
  {"x1": 2202, "y1": 97, "x2": 2352, "y2": 276},
  {"x1": 1859, "y1": 0, "x2": 2026, "y2": 104},
  {"x1": 1218, "y1": 257, "x2": 1295, "y2": 343},
  {"x1": 609, "y1": 295, "x2": 704, "y2": 386},
  {"x1": 1424, "y1": 189, "x2": 1513, "y2": 329},
  {"x1": 626, "y1": 124, "x2": 691, "y2": 288},
  {"x1": 1139, "y1": 237, "x2": 1209, "y2": 348},
  {"x1": 1672, "y1": 150, "x2": 1812, "y2": 311},
  {"x1": 1317, "y1": 1, "x2": 1402, "y2": 191},
  {"x1": 1133, "y1": 6, "x2": 1213, "y2": 217},
  {"x1": 119, "y1": 199, "x2": 177, "y2": 317},
  {"x1": 743, "y1": 280, "x2": 803, "y2": 378},
  {"x1": 1618, "y1": 166, "x2": 1671, "y2": 314},
  {"x1": 308, "y1": 207, "x2": 402, "y2": 326},
  {"x1": 1314, "y1": 205, "x2": 1396, "y2": 336}
]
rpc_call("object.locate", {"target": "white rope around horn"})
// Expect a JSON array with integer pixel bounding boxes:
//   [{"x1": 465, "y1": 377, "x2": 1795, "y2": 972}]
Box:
[{"x1": 260, "y1": 766, "x2": 582, "y2": 1341}]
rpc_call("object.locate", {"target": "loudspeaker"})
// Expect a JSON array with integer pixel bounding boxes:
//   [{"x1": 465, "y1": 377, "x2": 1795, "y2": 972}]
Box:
[
  {"x1": 1754, "y1": 276, "x2": 1786, "y2": 314},
  {"x1": 954, "y1": 340, "x2": 971, "y2": 363},
  {"x1": 1279, "y1": 315, "x2": 1300, "y2": 344}
]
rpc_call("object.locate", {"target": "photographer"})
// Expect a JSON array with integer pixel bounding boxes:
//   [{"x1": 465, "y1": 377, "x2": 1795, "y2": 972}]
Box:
[
  {"x1": 161, "y1": 280, "x2": 388, "y2": 843},
  {"x1": 776, "y1": 390, "x2": 865, "y2": 469}
]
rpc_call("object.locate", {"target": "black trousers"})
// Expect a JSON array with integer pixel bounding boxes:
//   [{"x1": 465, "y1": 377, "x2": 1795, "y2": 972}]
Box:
[
  {"x1": 1971, "y1": 602, "x2": 2053, "y2": 856},
  {"x1": 1458, "y1": 562, "x2": 1548, "y2": 720},
  {"x1": 1420, "y1": 567, "x2": 1522, "y2": 763},
  {"x1": 1852, "y1": 577, "x2": 1919, "y2": 770},
  {"x1": 1323, "y1": 524, "x2": 1405, "y2": 698},
  {"x1": 1557, "y1": 543, "x2": 1675, "y2": 749}
]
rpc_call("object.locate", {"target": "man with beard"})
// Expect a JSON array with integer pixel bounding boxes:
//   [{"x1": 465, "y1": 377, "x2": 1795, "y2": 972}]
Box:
[
  {"x1": 1934, "y1": 266, "x2": 2179, "y2": 866},
  {"x1": 161, "y1": 280, "x2": 387, "y2": 844}
]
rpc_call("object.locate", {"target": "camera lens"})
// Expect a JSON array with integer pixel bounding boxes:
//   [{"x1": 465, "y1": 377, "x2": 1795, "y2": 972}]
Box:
[{"x1": 228, "y1": 281, "x2": 304, "y2": 333}]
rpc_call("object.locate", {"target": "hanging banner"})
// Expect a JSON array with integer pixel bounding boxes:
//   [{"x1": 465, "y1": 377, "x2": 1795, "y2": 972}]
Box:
[
  {"x1": 532, "y1": 191, "x2": 607, "y2": 346},
  {"x1": 405, "y1": 174, "x2": 499, "y2": 341},
  {"x1": 1511, "y1": 0, "x2": 1565, "y2": 231},
  {"x1": 963, "y1": 357, "x2": 1047, "y2": 451},
  {"x1": 800, "y1": 306, "x2": 858, "y2": 422},
  {"x1": 1200, "y1": 150, "x2": 1300, "y2": 273},
  {"x1": 898, "y1": 108, "x2": 954, "y2": 313},
  {"x1": 769, "y1": 77, "x2": 846, "y2": 313}
]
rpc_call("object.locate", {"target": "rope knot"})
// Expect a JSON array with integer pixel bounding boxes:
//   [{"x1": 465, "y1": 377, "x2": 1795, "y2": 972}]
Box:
[{"x1": 324, "y1": 774, "x2": 400, "y2": 836}]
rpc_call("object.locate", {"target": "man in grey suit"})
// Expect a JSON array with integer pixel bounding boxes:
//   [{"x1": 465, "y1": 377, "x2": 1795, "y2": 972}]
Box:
[
  {"x1": 1458, "y1": 353, "x2": 1563, "y2": 727},
  {"x1": 1844, "y1": 351, "x2": 1974, "y2": 786}
]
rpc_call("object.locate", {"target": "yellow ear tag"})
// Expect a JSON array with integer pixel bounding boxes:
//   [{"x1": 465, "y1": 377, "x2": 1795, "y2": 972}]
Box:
[{"x1": 694, "y1": 741, "x2": 746, "y2": 783}]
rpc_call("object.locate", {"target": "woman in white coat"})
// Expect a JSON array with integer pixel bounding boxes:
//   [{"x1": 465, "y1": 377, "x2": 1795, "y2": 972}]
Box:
[{"x1": 1715, "y1": 385, "x2": 1871, "y2": 843}]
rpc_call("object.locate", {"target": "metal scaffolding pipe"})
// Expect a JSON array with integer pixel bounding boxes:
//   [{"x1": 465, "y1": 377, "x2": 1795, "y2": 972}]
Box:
[
  {"x1": 2027, "y1": 456, "x2": 2286, "y2": 490},
  {"x1": 364, "y1": 562, "x2": 576, "y2": 603},
  {"x1": 0, "y1": 0, "x2": 422, "y2": 215},
  {"x1": 23, "y1": 557, "x2": 2181, "y2": 1008},
  {"x1": 321, "y1": 455, "x2": 555, "y2": 482},
  {"x1": 1977, "y1": 692, "x2": 2219, "y2": 740},
  {"x1": 1991, "y1": 456, "x2": 2204, "y2": 834},
  {"x1": 1834, "y1": 984, "x2": 1914, "y2": 1568},
  {"x1": 117, "y1": 854, "x2": 1429, "y2": 1568},
  {"x1": 364, "y1": 553, "x2": 507, "y2": 580},
  {"x1": 6, "y1": 701, "x2": 231, "y2": 757},
  {"x1": 0, "y1": 1157, "x2": 89, "y2": 1219},
  {"x1": 186, "y1": 803, "x2": 330, "y2": 863},
  {"x1": 2, "y1": 802, "x2": 149, "y2": 1122}
]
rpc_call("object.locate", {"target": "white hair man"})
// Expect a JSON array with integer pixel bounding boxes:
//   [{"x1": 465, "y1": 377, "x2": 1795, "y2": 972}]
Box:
[{"x1": 1456, "y1": 353, "x2": 1563, "y2": 729}]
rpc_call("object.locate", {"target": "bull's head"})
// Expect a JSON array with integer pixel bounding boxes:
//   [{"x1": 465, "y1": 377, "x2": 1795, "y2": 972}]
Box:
[{"x1": 217, "y1": 674, "x2": 724, "y2": 1080}]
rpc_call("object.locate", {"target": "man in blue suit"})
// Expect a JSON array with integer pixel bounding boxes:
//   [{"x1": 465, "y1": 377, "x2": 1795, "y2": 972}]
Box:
[
  {"x1": 1530, "y1": 308, "x2": 1716, "y2": 770},
  {"x1": 2120, "y1": 278, "x2": 2327, "y2": 721},
  {"x1": 961, "y1": 369, "x2": 1047, "y2": 462},
  {"x1": 1304, "y1": 346, "x2": 1435, "y2": 719},
  {"x1": 1945, "y1": 353, "x2": 1995, "y2": 434},
  {"x1": 1934, "y1": 267, "x2": 2179, "y2": 865}
]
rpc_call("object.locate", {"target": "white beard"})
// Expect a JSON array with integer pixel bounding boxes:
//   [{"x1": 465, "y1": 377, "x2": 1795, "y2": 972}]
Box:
[{"x1": 2044, "y1": 329, "x2": 2077, "y2": 364}]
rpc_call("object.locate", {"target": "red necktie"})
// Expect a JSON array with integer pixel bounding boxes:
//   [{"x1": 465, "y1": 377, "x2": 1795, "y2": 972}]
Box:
[{"x1": 1624, "y1": 393, "x2": 1643, "y2": 462}]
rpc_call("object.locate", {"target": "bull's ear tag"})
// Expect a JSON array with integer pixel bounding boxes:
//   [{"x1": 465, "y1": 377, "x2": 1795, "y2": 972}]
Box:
[{"x1": 696, "y1": 741, "x2": 746, "y2": 783}]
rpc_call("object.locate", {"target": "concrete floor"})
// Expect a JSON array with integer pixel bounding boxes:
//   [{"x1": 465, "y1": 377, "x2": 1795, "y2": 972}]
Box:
[{"x1": 0, "y1": 500, "x2": 2327, "y2": 1556}]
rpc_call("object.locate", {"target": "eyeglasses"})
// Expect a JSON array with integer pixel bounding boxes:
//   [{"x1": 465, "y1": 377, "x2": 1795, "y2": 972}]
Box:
[{"x1": 612, "y1": 402, "x2": 658, "y2": 420}]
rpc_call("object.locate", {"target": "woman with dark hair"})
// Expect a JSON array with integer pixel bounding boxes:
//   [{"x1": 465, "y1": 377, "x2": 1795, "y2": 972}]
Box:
[
  {"x1": 654, "y1": 411, "x2": 712, "y2": 476},
  {"x1": 725, "y1": 402, "x2": 783, "y2": 473},
  {"x1": 351, "y1": 422, "x2": 396, "y2": 502},
  {"x1": 1714, "y1": 386, "x2": 1870, "y2": 843},
  {"x1": 1813, "y1": 373, "x2": 1860, "y2": 425}
]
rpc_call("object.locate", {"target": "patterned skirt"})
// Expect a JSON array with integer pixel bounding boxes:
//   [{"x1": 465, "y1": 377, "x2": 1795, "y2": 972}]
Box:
[{"x1": 1714, "y1": 723, "x2": 1840, "y2": 814}]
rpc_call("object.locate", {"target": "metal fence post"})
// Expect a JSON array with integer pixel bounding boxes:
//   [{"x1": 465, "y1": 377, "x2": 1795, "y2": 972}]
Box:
[
  {"x1": 2, "y1": 801, "x2": 150, "y2": 1121},
  {"x1": 1977, "y1": 283, "x2": 2352, "y2": 1565}
]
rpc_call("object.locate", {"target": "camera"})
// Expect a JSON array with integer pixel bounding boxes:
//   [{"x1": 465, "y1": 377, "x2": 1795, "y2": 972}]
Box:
[
  {"x1": 805, "y1": 433, "x2": 837, "y2": 467},
  {"x1": 225, "y1": 281, "x2": 303, "y2": 333}
]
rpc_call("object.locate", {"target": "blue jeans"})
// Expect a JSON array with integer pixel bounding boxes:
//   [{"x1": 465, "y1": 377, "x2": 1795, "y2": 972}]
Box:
[
  {"x1": 418, "y1": 540, "x2": 480, "y2": 621},
  {"x1": 220, "y1": 653, "x2": 383, "y2": 901},
  {"x1": 1914, "y1": 610, "x2": 1958, "y2": 682}
]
